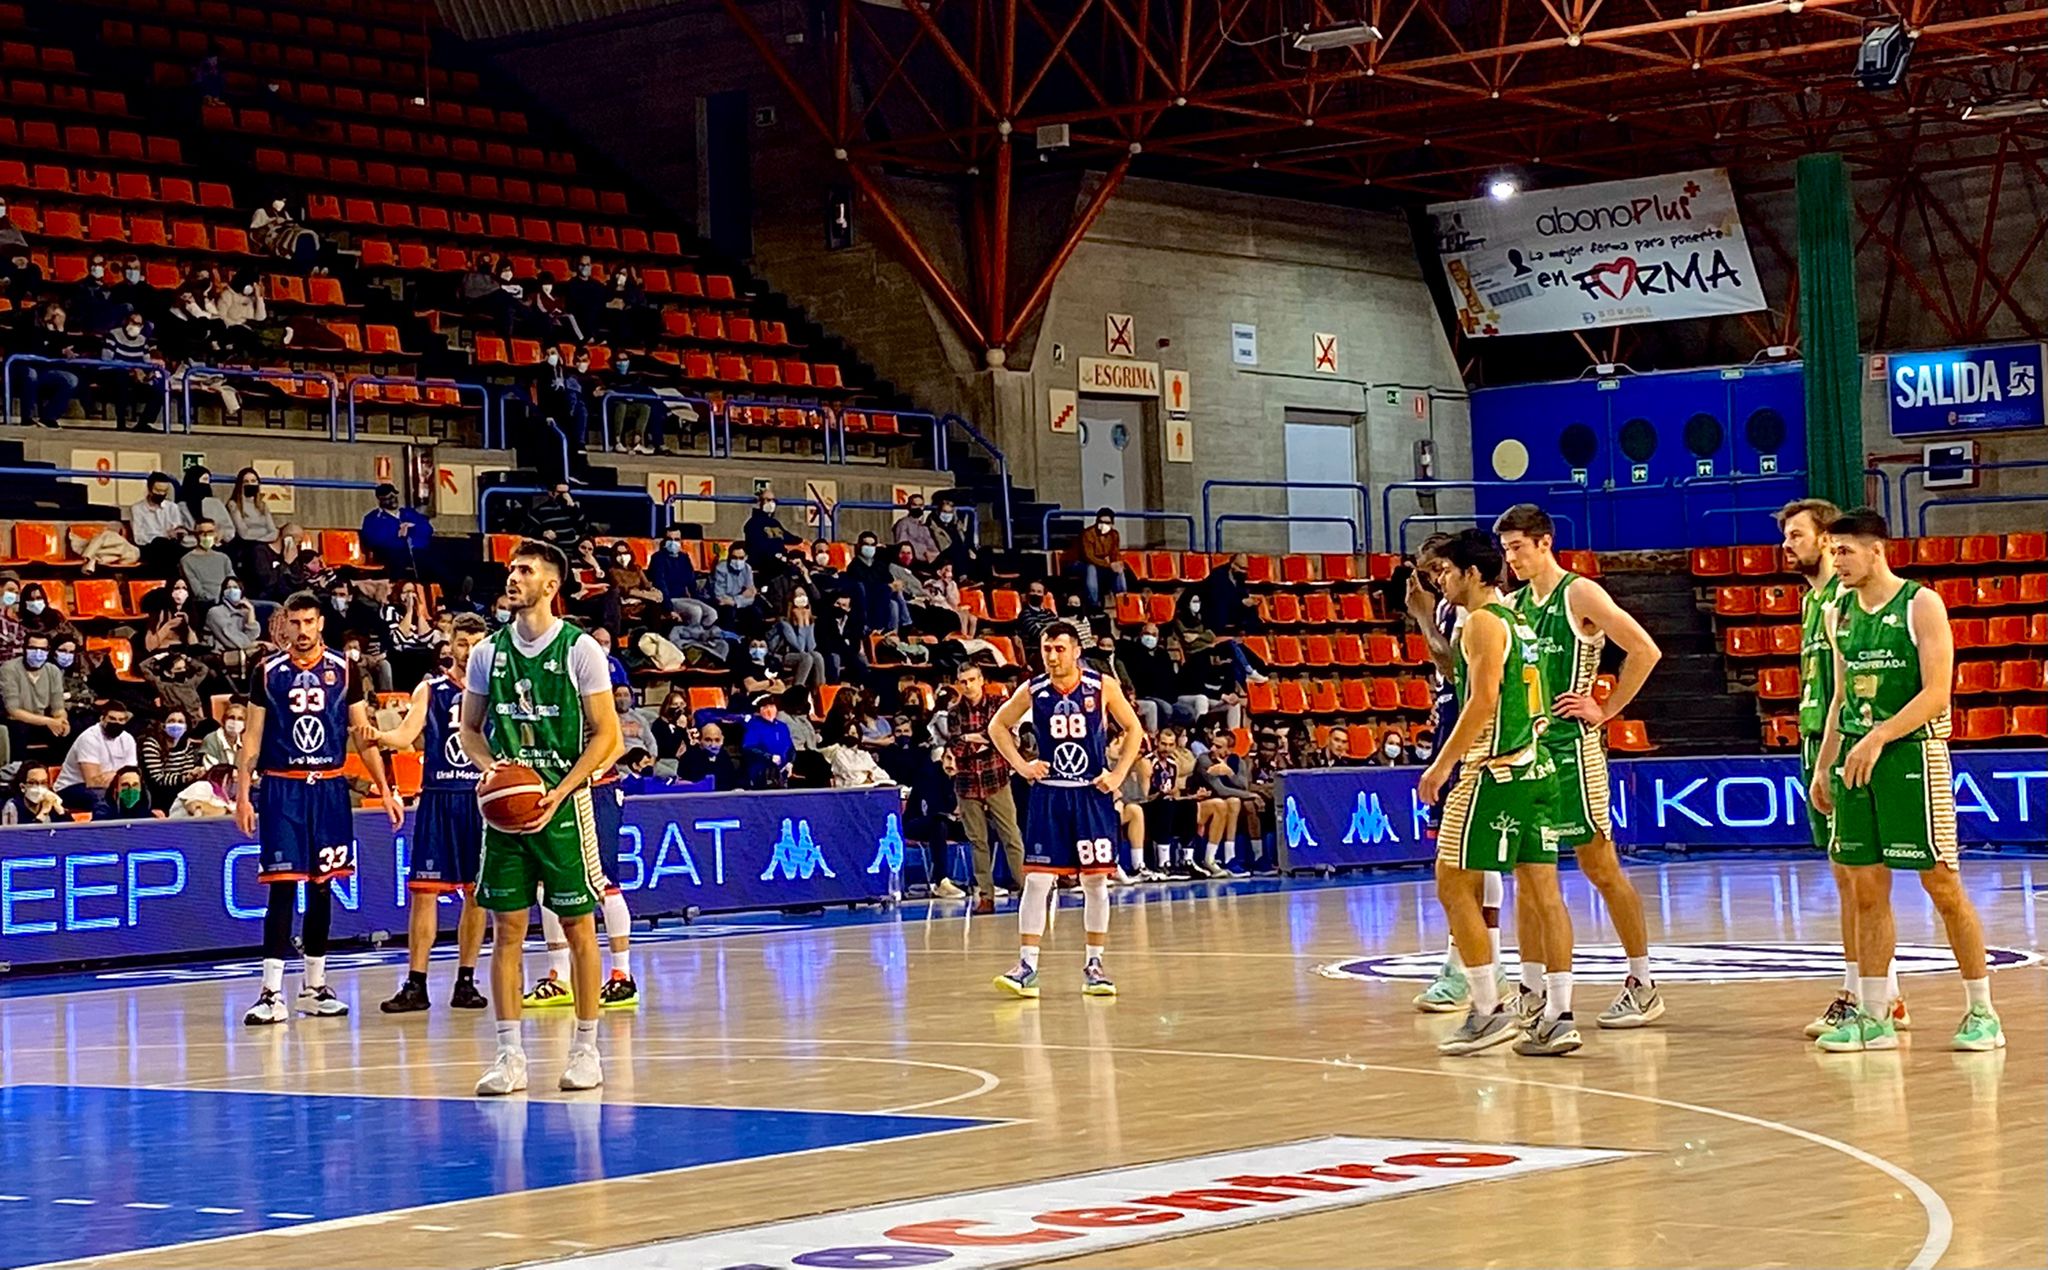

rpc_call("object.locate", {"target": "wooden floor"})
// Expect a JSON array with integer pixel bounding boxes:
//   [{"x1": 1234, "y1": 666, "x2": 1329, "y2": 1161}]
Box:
[{"x1": 3, "y1": 856, "x2": 2042, "y2": 1270}]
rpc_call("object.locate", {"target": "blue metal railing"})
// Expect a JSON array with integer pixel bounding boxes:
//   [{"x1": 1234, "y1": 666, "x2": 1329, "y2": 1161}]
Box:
[
  {"x1": 1380, "y1": 478, "x2": 1596, "y2": 551},
  {"x1": 1903, "y1": 458, "x2": 2048, "y2": 536},
  {"x1": 179, "y1": 365, "x2": 339, "y2": 438},
  {"x1": 1040, "y1": 508, "x2": 1197, "y2": 551},
  {"x1": 1864, "y1": 465, "x2": 1894, "y2": 527},
  {"x1": 344, "y1": 375, "x2": 490, "y2": 445},
  {"x1": 478, "y1": 484, "x2": 660, "y2": 537},
  {"x1": 939, "y1": 412, "x2": 1013, "y2": 549},
  {"x1": 599, "y1": 391, "x2": 713, "y2": 457},
  {"x1": 5, "y1": 355, "x2": 171, "y2": 431},
  {"x1": 825, "y1": 500, "x2": 978, "y2": 547},
  {"x1": 1394, "y1": 512, "x2": 1579, "y2": 552},
  {"x1": 1201, "y1": 479, "x2": 1371, "y2": 553},
  {"x1": 1674, "y1": 470, "x2": 1806, "y2": 546},
  {"x1": 664, "y1": 492, "x2": 821, "y2": 539},
  {"x1": 1214, "y1": 512, "x2": 1359, "y2": 552}
]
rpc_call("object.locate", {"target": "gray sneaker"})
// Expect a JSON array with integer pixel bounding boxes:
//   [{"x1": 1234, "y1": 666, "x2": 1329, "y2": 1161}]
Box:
[
  {"x1": 1597, "y1": 975, "x2": 1666, "y2": 1029},
  {"x1": 1514, "y1": 1014, "x2": 1584, "y2": 1057},
  {"x1": 1437, "y1": 1005, "x2": 1520, "y2": 1056},
  {"x1": 1513, "y1": 986, "x2": 1546, "y2": 1032}
]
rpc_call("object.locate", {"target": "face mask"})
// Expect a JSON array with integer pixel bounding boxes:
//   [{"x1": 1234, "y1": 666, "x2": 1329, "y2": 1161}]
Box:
[
  {"x1": 762, "y1": 500, "x2": 776, "y2": 514},
  {"x1": 126, "y1": 322, "x2": 145, "y2": 337},
  {"x1": 859, "y1": 545, "x2": 876, "y2": 561},
  {"x1": 149, "y1": 489, "x2": 166, "y2": 504},
  {"x1": 728, "y1": 556, "x2": 746, "y2": 569},
  {"x1": 1187, "y1": 599, "x2": 1202, "y2": 616},
  {"x1": 495, "y1": 608, "x2": 511, "y2": 624},
  {"x1": 223, "y1": 586, "x2": 242, "y2": 603},
  {"x1": 102, "y1": 721, "x2": 126, "y2": 738},
  {"x1": 171, "y1": 589, "x2": 189, "y2": 606},
  {"x1": 578, "y1": 264, "x2": 592, "y2": 277},
  {"x1": 500, "y1": 272, "x2": 515, "y2": 283},
  {"x1": 125, "y1": 268, "x2": 142, "y2": 284},
  {"x1": 198, "y1": 534, "x2": 217, "y2": 549},
  {"x1": 938, "y1": 511, "x2": 955, "y2": 524},
  {"x1": 346, "y1": 648, "x2": 362, "y2": 662},
  {"x1": 703, "y1": 741, "x2": 722, "y2": 755},
  {"x1": 24, "y1": 648, "x2": 47, "y2": 669},
  {"x1": 224, "y1": 719, "x2": 244, "y2": 735},
  {"x1": 662, "y1": 539, "x2": 681, "y2": 555},
  {"x1": 1140, "y1": 634, "x2": 1157, "y2": 650},
  {"x1": 545, "y1": 352, "x2": 560, "y2": 365},
  {"x1": 814, "y1": 553, "x2": 831, "y2": 566},
  {"x1": 540, "y1": 283, "x2": 554, "y2": 296},
  {"x1": 0, "y1": 590, "x2": 13, "y2": 608},
  {"x1": 90, "y1": 264, "x2": 106, "y2": 280},
  {"x1": 793, "y1": 598, "x2": 809, "y2": 610},
  {"x1": 1384, "y1": 739, "x2": 1403, "y2": 758},
  {"x1": 24, "y1": 782, "x2": 47, "y2": 798},
  {"x1": 54, "y1": 651, "x2": 74, "y2": 669},
  {"x1": 164, "y1": 722, "x2": 187, "y2": 741},
  {"x1": 25, "y1": 599, "x2": 45, "y2": 616},
  {"x1": 243, "y1": 284, "x2": 255, "y2": 296},
  {"x1": 1413, "y1": 742, "x2": 1435, "y2": 761},
  {"x1": 379, "y1": 497, "x2": 399, "y2": 511},
  {"x1": 116, "y1": 786, "x2": 142, "y2": 809},
  {"x1": 749, "y1": 646, "x2": 768, "y2": 662},
  {"x1": 1097, "y1": 520, "x2": 1113, "y2": 531}
]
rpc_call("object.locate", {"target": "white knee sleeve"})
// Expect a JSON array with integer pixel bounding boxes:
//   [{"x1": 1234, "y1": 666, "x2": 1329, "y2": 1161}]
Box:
[
  {"x1": 539, "y1": 905, "x2": 567, "y2": 948},
  {"x1": 601, "y1": 890, "x2": 632, "y2": 944},
  {"x1": 1018, "y1": 872, "x2": 1056, "y2": 938},
  {"x1": 1483, "y1": 871, "x2": 1504, "y2": 908},
  {"x1": 1080, "y1": 873, "x2": 1111, "y2": 935}
]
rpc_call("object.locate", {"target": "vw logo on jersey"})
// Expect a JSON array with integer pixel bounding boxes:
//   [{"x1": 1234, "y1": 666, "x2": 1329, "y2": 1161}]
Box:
[
  {"x1": 443, "y1": 732, "x2": 470, "y2": 769},
  {"x1": 290, "y1": 713, "x2": 327, "y2": 754},
  {"x1": 1316, "y1": 941, "x2": 2041, "y2": 985},
  {"x1": 1050, "y1": 741, "x2": 1091, "y2": 780}
]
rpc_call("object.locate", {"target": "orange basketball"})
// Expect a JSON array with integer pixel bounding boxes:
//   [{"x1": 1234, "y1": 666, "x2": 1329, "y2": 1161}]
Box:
[{"x1": 477, "y1": 764, "x2": 547, "y2": 831}]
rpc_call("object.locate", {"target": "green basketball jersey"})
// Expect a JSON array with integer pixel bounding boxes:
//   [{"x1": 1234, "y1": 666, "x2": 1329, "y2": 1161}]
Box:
[
  {"x1": 482, "y1": 621, "x2": 588, "y2": 781},
  {"x1": 1796, "y1": 574, "x2": 1840, "y2": 737},
  {"x1": 1831, "y1": 579, "x2": 1947, "y2": 741},
  {"x1": 1513, "y1": 571, "x2": 1600, "y2": 751},
  {"x1": 1453, "y1": 600, "x2": 1547, "y2": 765}
]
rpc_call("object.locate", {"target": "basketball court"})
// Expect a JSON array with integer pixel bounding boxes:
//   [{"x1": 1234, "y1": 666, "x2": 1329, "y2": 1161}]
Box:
[{"x1": 2, "y1": 856, "x2": 2039, "y2": 1270}]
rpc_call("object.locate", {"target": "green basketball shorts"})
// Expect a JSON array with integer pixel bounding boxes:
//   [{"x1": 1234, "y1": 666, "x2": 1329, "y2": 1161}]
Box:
[
  {"x1": 1800, "y1": 732, "x2": 1831, "y2": 851},
  {"x1": 1542, "y1": 728, "x2": 1612, "y2": 849},
  {"x1": 1436, "y1": 752, "x2": 1557, "y2": 874},
  {"x1": 476, "y1": 786, "x2": 606, "y2": 917},
  {"x1": 1828, "y1": 737, "x2": 1958, "y2": 872}
]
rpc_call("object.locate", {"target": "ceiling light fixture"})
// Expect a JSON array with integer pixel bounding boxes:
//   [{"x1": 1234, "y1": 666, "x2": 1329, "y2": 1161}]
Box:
[
  {"x1": 1488, "y1": 178, "x2": 1518, "y2": 200},
  {"x1": 1292, "y1": 21, "x2": 1382, "y2": 53}
]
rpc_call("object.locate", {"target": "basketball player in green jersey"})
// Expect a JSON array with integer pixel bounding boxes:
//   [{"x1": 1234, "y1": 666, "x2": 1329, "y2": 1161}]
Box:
[
  {"x1": 459, "y1": 541, "x2": 626, "y2": 1094},
  {"x1": 1494, "y1": 504, "x2": 1664, "y2": 1029},
  {"x1": 1419, "y1": 530, "x2": 1578, "y2": 1057},
  {"x1": 1809, "y1": 509, "x2": 2002, "y2": 1053},
  {"x1": 1778, "y1": 499, "x2": 1906, "y2": 1039}
]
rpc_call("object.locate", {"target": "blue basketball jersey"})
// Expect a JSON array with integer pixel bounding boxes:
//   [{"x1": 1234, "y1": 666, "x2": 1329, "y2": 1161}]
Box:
[
  {"x1": 255, "y1": 648, "x2": 361, "y2": 773},
  {"x1": 1030, "y1": 669, "x2": 1107, "y2": 784},
  {"x1": 421, "y1": 676, "x2": 481, "y2": 792}
]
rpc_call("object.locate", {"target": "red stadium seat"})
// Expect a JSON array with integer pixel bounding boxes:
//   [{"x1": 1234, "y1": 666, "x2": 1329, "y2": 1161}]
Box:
[
  {"x1": 1607, "y1": 719, "x2": 1655, "y2": 751},
  {"x1": 1756, "y1": 584, "x2": 1800, "y2": 617},
  {"x1": 1994, "y1": 660, "x2": 2044, "y2": 694},
  {"x1": 1954, "y1": 661, "x2": 1997, "y2": 695},
  {"x1": 1368, "y1": 678, "x2": 1400, "y2": 712},
  {"x1": 1766, "y1": 624, "x2": 1800, "y2": 656},
  {"x1": 1958, "y1": 535, "x2": 2001, "y2": 566},
  {"x1": 1734, "y1": 545, "x2": 1778, "y2": 577},
  {"x1": 1757, "y1": 666, "x2": 1801, "y2": 700},
  {"x1": 1281, "y1": 555, "x2": 1315, "y2": 585},
  {"x1": 2005, "y1": 533, "x2": 2046, "y2": 563},
  {"x1": 1276, "y1": 681, "x2": 1309, "y2": 715},
  {"x1": 1724, "y1": 626, "x2": 1765, "y2": 658},
  {"x1": 1333, "y1": 634, "x2": 1365, "y2": 667},
  {"x1": 1714, "y1": 586, "x2": 1757, "y2": 617},
  {"x1": 1914, "y1": 537, "x2": 1959, "y2": 568},
  {"x1": 1303, "y1": 635, "x2": 1334, "y2": 667},
  {"x1": 1956, "y1": 707, "x2": 2007, "y2": 742},
  {"x1": 1269, "y1": 636, "x2": 1302, "y2": 667},
  {"x1": 2012, "y1": 705, "x2": 2047, "y2": 738}
]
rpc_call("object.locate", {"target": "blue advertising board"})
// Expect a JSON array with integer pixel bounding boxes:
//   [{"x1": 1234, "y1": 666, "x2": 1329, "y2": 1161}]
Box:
[
  {"x1": 1886, "y1": 343, "x2": 2045, "y2": 437},
  {"x1": 0, "y1": 788, "x2": 906, "y2": 969},
  {"x1": 1277, "y1": 749, "x2": 2047, "y2": 870}
]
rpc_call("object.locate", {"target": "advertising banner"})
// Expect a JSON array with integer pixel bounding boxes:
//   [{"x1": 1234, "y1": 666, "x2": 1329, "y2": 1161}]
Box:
[
  {"x1": 1427, "y1": 168, "x2": 1766, "y2": 337},
  {"x1": 1277, "y1": 749, "x2": 2046, "y2": 870},
  {"x1": 0, "y1": 788, "x2": 906, "y2": 969},
  {"x1": 1885, "y1": 342, "x2": 2044, "y2": 436}
]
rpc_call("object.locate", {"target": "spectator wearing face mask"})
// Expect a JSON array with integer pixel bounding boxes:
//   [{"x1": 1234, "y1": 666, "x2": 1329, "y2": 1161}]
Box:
[
  {"x1": 2, "y1": 764, "x2": 64, "y2": 825},
  {"x1": 130, "y1": 471, "x2": 195, "y2": 576},
  {"x1": 842, "y1": 531, "x2": 895, "y2": 635},
  {"x1": 531, "y1": 272, "x2": 585, "y2": 343},
  {"x1": 613, "y1": 684, "x2": 658, "y2": 756},
  {"x1": 772, "y1": 591, "x2": 829, "y2": 689},
  {"x1": 72, "y1": 253, "x2": 123, "y2": 335},
  {"x1": 14, "y1": 302, "x2": 82, "y2": 429},
  {"x1": 140, "y1": 707, "x2": 205, "y2": 811},
  {"x1": 93, "y1": 765, "x2": 158, "y2": 821},
  {"x1": 16, "y1": 583, "x2": 69, "y2": 640},
  {"x1": 562, "y1": 254, "x2": 610, "y2": 341},
  {"x1": 712, "y1": 544, "x2": 760, "y2": 633},
  {"x1": 651, "y1": 690, "x2": 693, "y2": 764},
  {"x1": 892, "y1": 494, "x2": 938, "y2": 564},
  {"x1": 525, "y1": 484, "x2": 589, "y2": 551},
  {"x1": 249, "y1": 194, "x2": 321, "y2": 265},
  {"x1": 816, "y1": 590, "x2": 866, "y2": 683},
  {"x1": 1075, "y1": 508, "x2": 1129, "y2": 612},
  {"x1": 1017, "y1": 579, "x2": 1059, "y2": 654},
  {"x1": 141, "y1": 647, "x2": 211, "y2": 722},
  {"x1": 201, "y1": 698, "x2": 250, "y2": 769},
  {"x1": 204, "y1": 577, "x2": 266, "y2": 662},
  {"x1": 2, "y1": 632, "x2": 70, "y2": 763},
  {"x1": 109, "y1": 256, "x2": 159, "y2": 319},
  {"x1": 178, "y1": 517, "x2": 238, "y2": 605},
  {"x1": 523, "y1": 347, "x2": 592, "y2": 487},
  {"x1": 103, "y1": 309, "x2": 165, "y2": 432},
  {"x1": 1121, "y1": 621, "x2": 1181, "y2": 732},
  {"x1": 1409, "y1": 728, "x2": 1437, "y2": 766},
  {"x1": 742, "y1": 693, "x2": 796, "y2": 787},
  {"x1": 600, "y1": 349, "x2": 667, "y2": 456},
  {"x1": 744, "y1": 488, "x2": 803, "y2": 578},
  {"x1": 361, "y1": 483, "x2": 433, "y2": 573},
  {"x1": 678, "y1": 721, "x2": 745, "y2": 790},
  {"x1": 927, "y1": 497, "x2": 976, "y2": 571},
  {"x1": 55, "y1": 701, "x2": 138, "y2": 811},
  {"x1": 0, "y1": 572, "x2": 22, "y2": 665},
  {"x1": 224, "y1": 467, "x2": 283, "y2": 586},
  {"x1": 49, "y1": 636, "x2": 94, "y2": 733},
  {"x1": 731, "y1": 634, "x2": 787, "y2": 703},
  {"x1": 1366, "y1": 727, "x2": 1411, "y2": 767},
  {"x1": 178, "y1": 466, "x2": 235, "y2": 543}
]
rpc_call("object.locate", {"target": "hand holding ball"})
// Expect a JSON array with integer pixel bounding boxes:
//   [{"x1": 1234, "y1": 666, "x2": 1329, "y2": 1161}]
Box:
[{"x1": 477, "y1": 764, "x2": 548, "y2": 831}]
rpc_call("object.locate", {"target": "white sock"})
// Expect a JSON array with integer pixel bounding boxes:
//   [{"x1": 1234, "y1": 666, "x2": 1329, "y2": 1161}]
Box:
[
  {"x1": 495, "y1": 1019, "x2": 523, "y2": 1056},
  {"x1": 1085, "y1": 940, "x2": 1105, "y2": 965},
  {"x1": 571, "y1": 1016, "x2": 599, "y2": 1053},
  {"x1": 262, "y1": 958, "x2": 285, "y2": 993},
  {"x1": 1488, "y1": 926, "x2": 1502, "y2": 971},
  {"x1": 1964, "y1": 977, "x2": 1992, "y2": 1010},
  {"x1": 1444, "y1": 942, "x2": 1465, "y2": 973},
  {"x1": 1200, "y1": 841, "x2": 1218, "y2": 868},
  {"x1": 1842, "y1": 962, "x2": 1859, "y2": 995},
  {"x1": 1860, "y1": 976, "x2": 1889, "y2": 1015},
  {"x1": 1520, "y1": 960, "x2": 1547, "y2": 994},
  {"x1": 1019, "y1": 945, "x2": 1040, "y2": 970},
  {"x1": 1471, "y1": 969, "x2": 1500, "y2": 1013},
  {"x1": 1627, "y1": 955, "x2": 1652, "y2": 986},
  {"x1": 1481, "y1": 870, "x2": 1505, "y2": 910},
  {"x1": 1543, "y1": 971, "x2": 1574, "y2": 1020},
  {"x1": 1886, "y1": 967, "x2": 1900, "y2": 1001},
  {"x1": 548, "y1": 945, "x2": 571, "y2": 981},
  {"x1": 611, "y1": 947, "x2": 631, "y2": 978},
  {"x1": 303, "y1": 955, "x2": 326, "y2": 990}
]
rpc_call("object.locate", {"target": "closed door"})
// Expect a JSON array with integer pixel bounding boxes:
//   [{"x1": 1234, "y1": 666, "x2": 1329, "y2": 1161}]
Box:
[
  {"x1": 1282, "y1": 421, "x2": 1358, "y2": 553},
  {"x1": 1078, "y1": 399, "x2": 1142, "y2": 512}
]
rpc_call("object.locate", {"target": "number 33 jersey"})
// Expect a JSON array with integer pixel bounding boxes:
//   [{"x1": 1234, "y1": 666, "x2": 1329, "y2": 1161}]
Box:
[{"x1": 254, "y1": 648, "x2": 364, "y2": 773}]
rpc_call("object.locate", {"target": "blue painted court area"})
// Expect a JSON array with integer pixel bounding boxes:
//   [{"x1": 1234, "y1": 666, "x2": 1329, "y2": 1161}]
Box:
[{"x1": 0, "y1": 1085, "x2": 994, "y2": 1269}]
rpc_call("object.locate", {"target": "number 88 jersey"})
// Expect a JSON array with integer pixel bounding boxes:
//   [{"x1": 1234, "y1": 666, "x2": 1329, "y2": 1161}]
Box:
[
  {"x1": 256, "y1": 648, "x2": 362, "y2": 773},
  {"x1": 1029, "y1": 668, "x2": 1108, "y2": 785}
]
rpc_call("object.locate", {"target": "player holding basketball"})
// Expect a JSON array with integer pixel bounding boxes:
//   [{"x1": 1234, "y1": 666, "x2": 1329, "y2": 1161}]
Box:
[
  {"x1": 1778, "y1": 499, "x2": 1906, "y2": 1039},
  {"x1": 375, "y1": 612, "x2": 492, "y2": 1013},
  {"x1": 1809, "y1": 509, "x2": 2002, "y2": 1053},
  {"x1": 235, "y1": 591, "x2": 407, "y2": 1026},
  {"x1": 1407, "y1": 533, "x2": 1508, "y2": 1012},
  {"x1": 990, "y1": 620, "x2": 1143, "y2": 998},
  {"x1": 1420, "y1": 530, "x2": 1578, "y2": 1056},
  {"x1": 1495, "y1": 504, "x2": 1665, "y2": 1029},
  {"x1": 461, "y1": 542, "x2": 625, "y2": 1093}
]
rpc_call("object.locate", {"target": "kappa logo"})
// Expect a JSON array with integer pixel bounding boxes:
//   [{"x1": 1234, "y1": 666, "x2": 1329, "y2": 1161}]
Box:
[
  {"x1": 1318, "y1": 941, "x2": 2041, "y2": 985},
  {"x1": 761, "y1": 816, "x2": 837, "y2": 881},
  {"x1": 1283, "y1": 795, "x2": 1320, "y2": 850},
  {"x1": 868, "y1": 812, "x2": 906, "y2": 875},
  {"x1": 1343, "y1": 791, "x2": 1400, "y2": 845}
]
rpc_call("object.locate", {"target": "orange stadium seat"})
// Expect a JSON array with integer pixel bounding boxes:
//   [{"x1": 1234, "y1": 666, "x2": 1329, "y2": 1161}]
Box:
[
  {"x1": 1757, "y1": 666, "x2": 1801, "y2": 700},
  {"x1": 1954, "y1": 661, "x2": 1997, "y2": 695},
  {"x1": 2012, "y1": 705, "x2": 2047, "y2": 738},
  {"x1": 1607, "y1": 719, "x2": 1655, "y2": 752},
  {"x1": 1714, "y1": 586, "x2": 1756, "y2": 617}
]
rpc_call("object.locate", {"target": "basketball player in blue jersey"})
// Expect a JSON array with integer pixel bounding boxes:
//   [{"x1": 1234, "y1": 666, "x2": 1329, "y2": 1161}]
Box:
[
  {"x1": 234, "y1": 591, "x2": 406, "y2": 1026},
  {"x1": 1406, "y1": 536, "x2": 1508, "y2": 1012},
  {"x1": 375, "y1": 613, "x2": 493, "y2": 1013},
  {"x1": 990, "y1": 620, "x2": 1143, "y2": 998}
]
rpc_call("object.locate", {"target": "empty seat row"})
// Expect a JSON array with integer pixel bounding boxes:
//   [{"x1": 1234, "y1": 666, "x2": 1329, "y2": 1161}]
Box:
[
  {"x1": 356, "y1": 240, "x2": 707, "y2": 293},
  {"x1": 8, "y1": 207, "x2": 250, "y2": 254},
  {"x1": 0, "y1": 119, "x2": 178, "y2": 164},
  {"x1": 103, "y1": 21, "x2": 475, "y2": 94},
  {"x1": 1756, "y1": 660, "x2": 2046, "y2": 700},
  {"x1": 0, "y1": 167, "x2": 229, "y2": 208},
  {"x1": 99, "y1": 0, "x2": 431, "y2": 55},
  {"x1": 1694, "y1": 534, "x2": 2048, "y2": 577},
  {"x1": 307, "y1": 195, "x2": 652, "y2": 247},
  {"x1": 161, "y1": 67, "x2": 528, "y2": 137},
  {"x1": 1955, "y1": 706, "x2": 2048, "y2": 741},
  {"x1": 0, "y1": 40, "x2": 74, "y2": 74},
  {"x1": 222, "y1": 107, "x2": 576, "y2": 177},
  {"x1": 1248, "y1": 677, "x2": 1435, "y2": 716},
  {"x1": 103, "y1": 0, "x2": 433, "y2": 31},
  {"x1": 1930, "y1": 573, "x2": 2048, "y2": 610},
  {"x1": 660, "y1": 309, "x2": 789, "y2": 345},
  {"x1": 0, "y1": 75, "x2": 126, "y2": 117}
]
